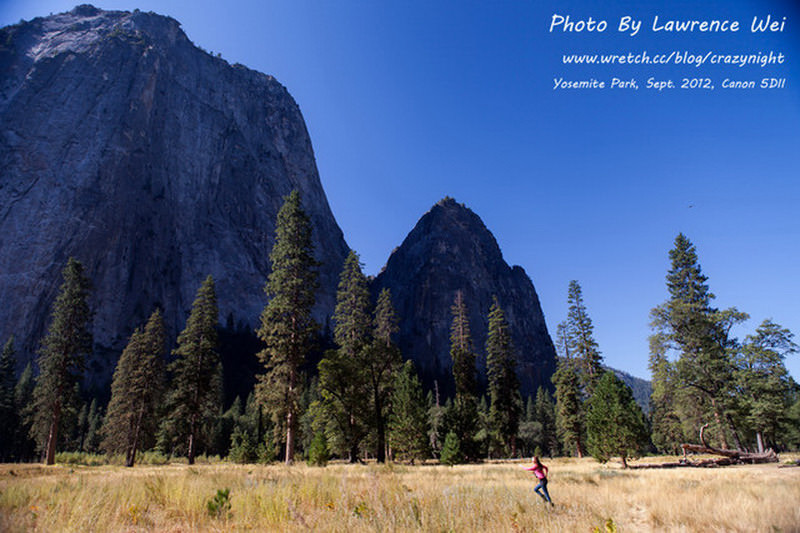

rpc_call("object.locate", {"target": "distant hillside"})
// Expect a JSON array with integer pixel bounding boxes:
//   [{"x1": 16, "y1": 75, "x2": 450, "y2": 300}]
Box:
[{"x1": 608, "y1": 367, "x2": 652, "y2": 415}]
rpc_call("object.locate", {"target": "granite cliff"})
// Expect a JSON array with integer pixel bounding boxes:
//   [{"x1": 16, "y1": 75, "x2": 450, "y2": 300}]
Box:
[
  {"x1": 373, "y1": 198, "x2": 557, "y2": 398},
  {"x1": 0, "y1": 6, "x2": 349, "y2": 388},
  {"x1": 1, "y1": 7, "x2": 561, "y2": 401}
]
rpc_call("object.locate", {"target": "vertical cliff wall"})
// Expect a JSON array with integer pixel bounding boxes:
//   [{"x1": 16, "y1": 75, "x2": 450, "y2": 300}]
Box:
[{"x1": 0, "y1": 6, "x2": 349, "y2": 384}]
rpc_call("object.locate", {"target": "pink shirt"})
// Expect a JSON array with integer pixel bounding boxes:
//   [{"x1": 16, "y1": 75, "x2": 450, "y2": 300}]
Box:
[{"x1": 525, "y1": 464, "x2": 547, "y2": 479}]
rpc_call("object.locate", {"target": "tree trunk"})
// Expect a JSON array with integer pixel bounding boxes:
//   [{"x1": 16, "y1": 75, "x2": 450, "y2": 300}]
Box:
[
  {"x1": 756, "y1": 431, "x2": 765, "y2": 454},
  {"x1": 375, "y1": 390, "x2": 385, "y2": 463},
  {"x1": 127, "y1": 406, "x2": 145, "y2": 467},
  {"x1": 45, "y1": 406, "x2": 61, "y2": 465},
  {"x1": 285, "y1": 406, "x2": 295, "y2": 465},
  {"x1": 285, "y1": 366, "x2": 297, "y2": 465},
  {"x1": 187, "y1": 415, "x2": 196, "y2": 465},
  {"x1": 725, "y1": 413, "x2": 745, "y2": 451},
  {"x1": 621, "y1": 455, "x2": 628, "y2": 468}
]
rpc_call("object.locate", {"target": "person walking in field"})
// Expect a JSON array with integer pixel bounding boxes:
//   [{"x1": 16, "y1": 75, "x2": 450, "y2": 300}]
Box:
[{"x1": 524, "y1": 456, "x2": 553, "y2": 506}]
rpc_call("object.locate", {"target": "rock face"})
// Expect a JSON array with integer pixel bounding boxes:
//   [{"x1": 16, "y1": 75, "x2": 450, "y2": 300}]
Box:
[
  {"x1": 0, "y1": 6, "x2": 348, "y2": 386},
  {"x1": 373, "y1": 198, "x2": 557, "y2": 398}
]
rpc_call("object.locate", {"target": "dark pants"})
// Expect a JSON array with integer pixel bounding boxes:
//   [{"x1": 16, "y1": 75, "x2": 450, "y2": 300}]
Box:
[{"x1": 534, "y1": 478, "x2": 552, "y2": 503}]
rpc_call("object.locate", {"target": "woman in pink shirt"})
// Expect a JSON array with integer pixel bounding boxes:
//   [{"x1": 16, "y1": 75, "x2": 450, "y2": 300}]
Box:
[{"x1": 524, "y1": 456, "x2": 553, "y2": 505}]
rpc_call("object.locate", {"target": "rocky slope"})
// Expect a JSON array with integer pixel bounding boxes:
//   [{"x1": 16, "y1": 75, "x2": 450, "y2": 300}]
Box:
[
  {"x1": 0, "y1": 6, "x2": 348, "y2": 387},
  {"x1": 373, "y1": 198, "x2": 557, "y2": 398},
  {"x1": 610, "y1": 367, "x2": 652, "y2": 415}
]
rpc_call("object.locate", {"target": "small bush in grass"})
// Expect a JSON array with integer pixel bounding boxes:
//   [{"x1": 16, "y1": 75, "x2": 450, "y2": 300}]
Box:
[
  {"x1": 440, "y1": 431, "x2": 463, "y2": 465},
  {"x1": 308, "y1": 431, "x2": 329, "y2": 466},
  {"x1": 228, "y1": 427, "x2": 257, "y2": 464},
  {"x1": 207, "y1": 488, "x2": 231, "y2": 519},
  {"x1": 593, "y1": 517, "x2": 617, "y2": 533}
]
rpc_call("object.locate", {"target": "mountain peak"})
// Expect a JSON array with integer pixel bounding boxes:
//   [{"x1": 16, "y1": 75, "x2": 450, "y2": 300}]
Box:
[
  {"x1": 71, "y1": 4, "x2": 102, "y2": 17},
  {"x1": 374, "y1": 200, "x2": 556, "y2": 397}
]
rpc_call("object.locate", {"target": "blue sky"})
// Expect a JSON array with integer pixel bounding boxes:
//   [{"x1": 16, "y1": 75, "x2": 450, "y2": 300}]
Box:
[{"x1": 3, "y1": 1, "x2": 799, "y2": 380}]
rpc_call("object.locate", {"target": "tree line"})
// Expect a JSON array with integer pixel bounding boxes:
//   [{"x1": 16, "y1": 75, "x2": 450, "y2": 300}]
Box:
[{"x1": 0, "y1": 194, "x2": 798, "y2": 466}]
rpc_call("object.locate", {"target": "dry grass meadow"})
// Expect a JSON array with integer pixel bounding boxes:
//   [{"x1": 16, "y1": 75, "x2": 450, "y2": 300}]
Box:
[{"x1": 1, "y1": 455, "x2": 799, "y2": 532}]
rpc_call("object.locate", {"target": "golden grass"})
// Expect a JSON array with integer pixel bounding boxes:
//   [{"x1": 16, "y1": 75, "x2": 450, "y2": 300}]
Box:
[{"x1": 1, "y1": 455, "x2": 799, "y2": 532}]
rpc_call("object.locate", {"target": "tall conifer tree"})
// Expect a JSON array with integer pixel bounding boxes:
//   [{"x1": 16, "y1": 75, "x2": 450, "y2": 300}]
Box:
[
  {"x1": 319, "y1": 250, "x2": 372, "y2": 462},
  {"x1": 388, "y1": 360, "x2": 430, "y2": 463},
  {"x1": 256, "y1": 190, "x2": 319, "y2": 464},
  {"x1": 102, "y1": 309, "x2": 166, "y2": 466},
  {"x1": 30, "y1": 258, "x2": 92, "y2": 465},
  {"x1": 553, "y1": 357, "x2": 584, "y2": 457},
  {"x1": 162, "y1": 275, "x2": 221, "y2": 464},
  {"x1": 585, "y1": 371, "x2": 649, "y2": 468},
  {"x1": 737, "y1": 320, "x2": 797, "y2": 452},
  {"x1": 564, "y1": 281, "x2": 603, "y2": 394},
  {"x1": 448, "y1": 290, "x2": 479, "y2": 460},
  {"x1": 648, "y1": 333, "x2": 685, "y2": 453},
  {"x1": 14, "y1": 363, "x2": 37, "y2": 461},
  {"x1": 534, "y1": 386, "x2": 559, "y2": 456},
  {"x1": 365, "y1": 288, "x2": 402, "y2": 462},
  {"x1": 650, "y1": 234, "x2": 747, "y2": 449},
  {"x1": 485, "y1": 297, "x2": 520, "y2": 456}
]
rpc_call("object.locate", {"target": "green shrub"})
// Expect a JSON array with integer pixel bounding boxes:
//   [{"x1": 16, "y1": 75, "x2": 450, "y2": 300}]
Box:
[
  {"x1": 228, "y1": 427, "x2": 256, "y2": 464},
  {"x1": 440, "y1": 431, "x2": 463, "y2": 466},
  {"x1": 207, "y1": 488, "x2": 231, "y2": 519},
  {"x1": 308, "y1": 431, "x2": 329, "y2": 466}
]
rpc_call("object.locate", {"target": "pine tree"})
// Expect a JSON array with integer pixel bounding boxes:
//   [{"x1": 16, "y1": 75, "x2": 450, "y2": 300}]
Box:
[
  {"x1": 553, "y1": 357, "x2": 584, "y2": 457},
  {"x1": 440, "y1": 431, "x2": 462, "y2": 465},
  {"x1": 102, "y1": 309, "x2": 166, "y2": 466},
  {"x1": 30, "y1": 258, "x2": 92, "y2": 465},
  {"x1": 318, "y1": 251, "x2": 371, "y2": 462},
  {"x1": 256, "y1": 190, "x2": 319, "y2": 464},
  {"x1": 0, "y1": 338, "x2": 17, "y2": 461},
  {"x1": 554, "y1": 322, "x2": 570, "y2": 359},
  {"x1": 517, "y1": 395, "x2": 540, "y2": 457},
  {"x1": 388, "y1": 360, "x2": 429, "y2": 463},
  {"x1": 448, "y1": 290, "x2": 479, "y2": 460},
  {"x1": 427, "y1": 386, "x2": 446, "y2": 458},
  {"x1": 534, "y1": 386, "x2": 559, "y2": 456},
  {"x1": 71, "y1": 399, "x2": 89, "y2": 452},
  {"x1": 13, "y1": 363, "x2": 36, "y2": 460},
  {"x1": 365, "y1": 288, "x2": 402, "y2": 463},
  {"x1": 161, "y1": 276, "x2": 221, "y2": 464},
  {"x1": 485, "y1": 297, "x2": 521, "y2": 457},
  {"x1": 648, "y1": 333, "x2": 685, "y2": 453},
  {"x1": 298, "y1": 378, "x2": 323, "y2": 461},
  {"x1": 650, "y1": 234, "x2": 747, "y2": 449},
  {"x1": 737, "y1": 320, "x2": 797, "y2": 452},
  {"x1": 83, "y1": 399, "x2": 103, "y2": 453},
  {"x1": 585, "y1": 371, "x2": 649, "y2": 468},
  {"x1": 564, "y1": 281, "x2": 603, "y2": 394},
  {"x1": 451, "y1": 291, "x2": 477, "y2": 398},
  {"x1": 308, "y1": 430, "x2": 330, "y2": 466}
]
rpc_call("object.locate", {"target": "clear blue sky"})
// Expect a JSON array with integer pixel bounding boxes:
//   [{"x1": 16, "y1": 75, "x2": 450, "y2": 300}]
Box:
[{"x1": 3, "y1": 1, "x2": 799, "y2": 380}]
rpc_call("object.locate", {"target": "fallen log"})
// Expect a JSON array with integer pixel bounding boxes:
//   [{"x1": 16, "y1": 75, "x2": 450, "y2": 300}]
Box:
[
  {"x1": 632, "y1": 424, "x2": 779, "y2": 469},
  {"x1": 680, "y1": 424, "x2": 778, "y2": 464}
]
